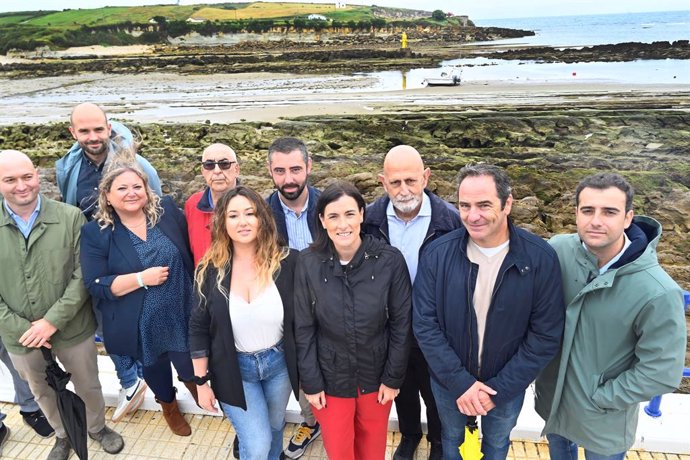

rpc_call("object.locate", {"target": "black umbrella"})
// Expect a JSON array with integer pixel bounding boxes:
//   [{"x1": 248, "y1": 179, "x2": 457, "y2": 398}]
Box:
[{"x1": 41, "y1": 347, "x2": 89, "y2": 460}]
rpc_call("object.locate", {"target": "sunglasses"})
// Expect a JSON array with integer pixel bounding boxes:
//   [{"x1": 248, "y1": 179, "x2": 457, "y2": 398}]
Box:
[{"x1": 201, "y1": 159, "x2": 236, "y2": 171}]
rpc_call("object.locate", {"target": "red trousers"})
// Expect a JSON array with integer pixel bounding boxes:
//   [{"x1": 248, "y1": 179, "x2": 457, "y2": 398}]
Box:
[{"x1": 313, "y1": 389, "x2": 392, "y2": 460}]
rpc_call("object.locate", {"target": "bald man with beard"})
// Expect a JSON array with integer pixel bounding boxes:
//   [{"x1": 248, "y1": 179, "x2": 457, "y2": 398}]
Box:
[{"x1": 362, "y1": 145, "x2": 461, "y2": 460}]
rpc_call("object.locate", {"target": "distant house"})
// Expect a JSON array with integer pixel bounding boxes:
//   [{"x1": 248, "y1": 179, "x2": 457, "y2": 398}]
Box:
[
  {"x1": 186, "y1": 17, "x2": 205, "y2": 23},
  {"x1": 307, "y1": 14, "x2": 328, "y2": 21},
  {"x1": 335, "y1": 2, "x2": 346, "y2": 8},
  {"x1": 148, "y1": 18, "x2": 158, "y2": 24}
]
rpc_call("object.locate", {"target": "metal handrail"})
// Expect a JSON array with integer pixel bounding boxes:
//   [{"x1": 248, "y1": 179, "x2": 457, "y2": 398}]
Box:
[{"x1": 644, "y1": 290, "x2": 690, "y2": 417}]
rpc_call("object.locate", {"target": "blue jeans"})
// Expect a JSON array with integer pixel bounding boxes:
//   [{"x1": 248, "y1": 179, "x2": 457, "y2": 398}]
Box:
[
  {"x1": 547, "y1": 433, "x2": 626, "y2": 460},
  {"x1": 110, "y1": 353, "x2": 143, "y2": 389},
  {"x1": 220, "y1": 343, "x2": 291, "y2": 460},
  {"x1": 431, "y1": 378, "x2": 524, "y2": 460}
]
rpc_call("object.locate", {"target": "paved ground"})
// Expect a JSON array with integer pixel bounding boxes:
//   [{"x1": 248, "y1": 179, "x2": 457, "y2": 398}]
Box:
[{"x1": 1, "y1": 402, "x2": 688, "y2": 460}]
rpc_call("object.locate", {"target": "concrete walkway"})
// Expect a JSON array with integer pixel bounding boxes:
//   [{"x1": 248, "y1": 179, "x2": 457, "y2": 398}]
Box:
[{"x1": 2, "y1": 355, "x2": 689, "y2": 459}]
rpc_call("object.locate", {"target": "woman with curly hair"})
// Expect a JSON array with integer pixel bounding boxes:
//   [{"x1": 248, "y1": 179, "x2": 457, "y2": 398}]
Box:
[
  {"x1": 80, "y1": 160, "x2": 196, "y2": 436},
  {"x1": 189, "y1": 185, "x2": 299, "y2": 460}
]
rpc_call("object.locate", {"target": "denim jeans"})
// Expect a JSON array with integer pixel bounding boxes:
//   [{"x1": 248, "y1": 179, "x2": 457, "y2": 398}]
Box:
[
  {"x1": 110, "y1": 352, "x2": 143, "y2": 389},
  {"x1": 431, "y1": 378, "x2": 524, "y2": 460},
  {"x1": 547, "y1": 433, "x2": 626, "y2": 460},
  {"x1": 220, "y1": 342, "x2": 291, "y2": 460}
]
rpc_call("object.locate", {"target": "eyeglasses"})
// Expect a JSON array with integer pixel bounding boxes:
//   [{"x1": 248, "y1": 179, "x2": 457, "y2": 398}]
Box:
[{"x1": 201, "y1": 159, "x2": 236, "y2": 171}]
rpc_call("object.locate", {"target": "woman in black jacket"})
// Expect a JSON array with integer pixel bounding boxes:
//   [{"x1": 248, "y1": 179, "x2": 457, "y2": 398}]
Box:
[
  {"x1": 188, "y1": 186, "x2": 299, "y2": 460},
  {"x1": 294, "y1": 181, "x2": 412, "y2": 459}
]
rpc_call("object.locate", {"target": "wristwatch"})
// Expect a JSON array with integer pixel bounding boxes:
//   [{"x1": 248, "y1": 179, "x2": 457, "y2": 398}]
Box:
[{"x1": 193, "y1": 373, "x2": 211, "y2": 385}]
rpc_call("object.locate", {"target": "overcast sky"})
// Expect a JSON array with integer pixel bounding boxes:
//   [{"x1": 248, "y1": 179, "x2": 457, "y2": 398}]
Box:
[{"x1": 1, "y1": 0, "x2": 688, "y2": 20}]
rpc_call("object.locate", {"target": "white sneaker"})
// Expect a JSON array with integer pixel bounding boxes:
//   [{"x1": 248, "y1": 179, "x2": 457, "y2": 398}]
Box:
[{"x1": 112, "y1": 378, "x2": 148, "y2": 422}]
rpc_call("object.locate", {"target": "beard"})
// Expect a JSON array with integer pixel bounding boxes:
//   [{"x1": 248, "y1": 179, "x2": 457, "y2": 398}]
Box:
[
  {"x1": 80, "y1": 140, "x2": 109, "y2": 157},
  {"x1": 391, "y1": 193, "x2": 422, "y2": 215},
  {"x1": 278, "y1": 181, "x2": 307, "y2": 201}
]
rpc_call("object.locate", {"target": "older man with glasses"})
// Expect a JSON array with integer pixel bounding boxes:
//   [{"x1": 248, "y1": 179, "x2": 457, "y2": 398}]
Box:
[{"x1": 185, "y1": 143, "x2": 240, "y2": 265}]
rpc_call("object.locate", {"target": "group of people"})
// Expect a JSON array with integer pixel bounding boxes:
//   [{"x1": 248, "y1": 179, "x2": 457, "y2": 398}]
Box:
[{"x1": 0, "y1": 103, "x2": 686, "y2": 460}]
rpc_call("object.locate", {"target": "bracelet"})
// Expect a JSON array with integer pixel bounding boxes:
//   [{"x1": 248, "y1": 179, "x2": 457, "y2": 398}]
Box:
[
  {"x1": 136, "y1": 272, "x2": 148, "y2": 290},
  {"x1": 193, "y1": 373, "x2": 211, "y2": 385}
]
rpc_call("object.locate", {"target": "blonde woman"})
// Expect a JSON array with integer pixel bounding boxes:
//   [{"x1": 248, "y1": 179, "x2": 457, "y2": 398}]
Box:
[
  {"x1": 189, "y1": 186, "x2": 299, "y2": 460},
  {"x1": 80, "y1": 162, "x2": 196, "y2": 436}
]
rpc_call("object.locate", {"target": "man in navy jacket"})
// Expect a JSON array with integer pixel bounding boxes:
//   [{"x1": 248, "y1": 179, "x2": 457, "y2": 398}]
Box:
[
  {"x1": 265, "y1": 137, "x2": 321, "y2": 459},
  {"x1": 413, "y1": 164, "x2": 564, "y2": 459},
  {"x1": 363, "y1": 145, "x2": 460, "y2": 460}
]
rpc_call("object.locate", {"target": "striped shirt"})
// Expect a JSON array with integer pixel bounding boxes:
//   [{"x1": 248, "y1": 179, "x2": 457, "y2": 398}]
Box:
[{"x1": 279, "y1": 195, "x2": 312, "y2": 250}]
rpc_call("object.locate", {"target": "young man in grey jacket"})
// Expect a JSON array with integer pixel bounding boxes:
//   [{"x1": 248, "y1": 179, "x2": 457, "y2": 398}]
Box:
[{"x1": 535, "y1": 173, "x2": 687, "y2": 459}]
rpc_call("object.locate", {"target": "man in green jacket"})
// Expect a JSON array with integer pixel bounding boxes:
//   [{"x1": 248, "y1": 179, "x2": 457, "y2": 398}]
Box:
[
  {"x1": 535, "y1": 172, "x2": 687, "y2": 459},
  {"x1": 0, "y1": 150, "x2": 124, "y2": 460}
]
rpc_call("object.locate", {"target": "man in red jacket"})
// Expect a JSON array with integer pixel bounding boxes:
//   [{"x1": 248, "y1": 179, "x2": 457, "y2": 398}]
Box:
[{"x1": 185, "y1": 143, "x2": 240, "y2": 265}]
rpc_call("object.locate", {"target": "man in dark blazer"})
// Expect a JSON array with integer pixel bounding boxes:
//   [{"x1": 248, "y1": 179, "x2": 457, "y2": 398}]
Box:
[
  {"x1": 363, "y1": 145, "x2": 460, "y2": 460},
  {"x1": 266, "y1": 137, "x2": 321, "y2": 459}
]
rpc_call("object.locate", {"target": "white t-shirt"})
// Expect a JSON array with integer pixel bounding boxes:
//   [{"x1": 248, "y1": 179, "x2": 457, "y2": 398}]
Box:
[{"x1": 229, "y1": 281, "x2": 284, "y2": 353}]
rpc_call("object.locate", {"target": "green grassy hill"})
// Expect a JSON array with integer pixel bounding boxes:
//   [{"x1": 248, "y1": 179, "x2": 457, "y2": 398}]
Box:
[{"x1": 0, "y1": 2, "x2": 463, "y2": 53}]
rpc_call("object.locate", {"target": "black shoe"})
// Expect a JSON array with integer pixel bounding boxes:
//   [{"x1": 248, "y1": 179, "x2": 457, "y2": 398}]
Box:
[
  {"x1": 0, "y1": 424, "x2": 10, "y2": 457},
  {"x1": 429, "y1": 441, "x2": 443, "y2": 460},
  {"x1": 394, "y1": 434, "x2": 422, "y2": 460},
  {"x1": 20, "y1": 409, "x2": 55, "y2": 438},
  {"x1": 233, "y1": 435, "x2": 240, "y2": 459}
]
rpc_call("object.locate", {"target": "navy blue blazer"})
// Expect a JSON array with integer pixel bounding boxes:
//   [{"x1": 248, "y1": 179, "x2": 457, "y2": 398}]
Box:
[{"x1": 80, "y1": 197, "x2": 193, "y2": 358}]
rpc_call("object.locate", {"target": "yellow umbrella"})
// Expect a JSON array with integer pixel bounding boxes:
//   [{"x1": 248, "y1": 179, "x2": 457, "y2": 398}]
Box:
[{"x1": 459, "y1": 416, "x2": 483, "y2": 460}]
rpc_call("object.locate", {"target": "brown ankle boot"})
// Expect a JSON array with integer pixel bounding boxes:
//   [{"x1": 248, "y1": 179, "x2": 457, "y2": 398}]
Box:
[
  {"x1": 182, "y1": 381, "x2": 201, "y2": 408},
  {"x1": 156, "y1": 398, "x2": 191, "y2": 436}
]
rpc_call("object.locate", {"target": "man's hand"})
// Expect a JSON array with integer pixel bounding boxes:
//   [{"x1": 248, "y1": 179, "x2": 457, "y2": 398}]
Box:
[
  {"x1": 478, "y1": 389, "x2": 496, "y2": 412},
  {"x1": 19, "y1": 319, "x2": 58, "y2": 349},
  {"x1": 456, "y1": 381, "x2": 497, "y2": 416}
]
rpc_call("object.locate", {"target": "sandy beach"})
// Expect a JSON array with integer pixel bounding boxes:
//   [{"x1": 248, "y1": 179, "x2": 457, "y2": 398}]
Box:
[{"x1": 2, "y1": 71, "x2": 689, "y2": 126}]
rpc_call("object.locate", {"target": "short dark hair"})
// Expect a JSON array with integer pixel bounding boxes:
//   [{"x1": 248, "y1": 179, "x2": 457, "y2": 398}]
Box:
[
  {"x1": 311, "y1": 181, "x2": 366, "y2": 254},
  {"x1": 457, "y1": 164, "x2": 512, "y2": 208},
  {"x1": 575, "y1": 173, "x2": 634, "y2": 212},
  {"x1": 268, "y1": 137, "x2": 308, "y2": 165}
]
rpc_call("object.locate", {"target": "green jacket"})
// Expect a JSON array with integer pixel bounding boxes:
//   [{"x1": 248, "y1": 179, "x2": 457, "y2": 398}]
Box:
[
  {"x1": 0, "y1": 196, "x2": 95, "y2": 354},
  {"x1": 535, "y1": 216, "x2": 687, "y2": 455}
]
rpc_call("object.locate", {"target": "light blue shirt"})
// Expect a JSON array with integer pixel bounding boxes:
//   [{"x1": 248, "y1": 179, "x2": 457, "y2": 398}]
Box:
[
  {"x1": 279, "y1": 195, "x2": 312, "y2": 251},
  {"x1": 387, "y1": 193, "x2": 432, "y2": 283},
  {"x1": 4, "y1": 195, "x2": 41, "y2": 239}
]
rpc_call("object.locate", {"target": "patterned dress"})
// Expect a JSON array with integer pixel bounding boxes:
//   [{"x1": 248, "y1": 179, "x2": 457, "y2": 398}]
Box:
[{"x1": 128, "y1": 225, "x2": 193, "y2": 366}]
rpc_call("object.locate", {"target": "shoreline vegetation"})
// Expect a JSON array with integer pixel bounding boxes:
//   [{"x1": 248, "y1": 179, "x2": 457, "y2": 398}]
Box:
[{"x1": 1, "y1": 3, "x2": 688, "y2": 380}]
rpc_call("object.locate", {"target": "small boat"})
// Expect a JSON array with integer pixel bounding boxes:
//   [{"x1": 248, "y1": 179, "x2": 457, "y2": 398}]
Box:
[{"x1": 423, "y1": 70, "x2": 461, "y2": 86}]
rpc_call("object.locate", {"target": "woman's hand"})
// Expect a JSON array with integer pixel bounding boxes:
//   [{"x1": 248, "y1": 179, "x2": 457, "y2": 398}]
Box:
[
  {"x1": 306, "y1": 391, "x2": 327, "y2": 410},
  {"x1": 197, "y1": 383, "x2": 219, "y2": 414},
  {"x1": 140, "y1": 266, "x2": 169, "y2": 286},
  {"x1": 377, "y1": 384, "x2": 400, "y2": 405}
]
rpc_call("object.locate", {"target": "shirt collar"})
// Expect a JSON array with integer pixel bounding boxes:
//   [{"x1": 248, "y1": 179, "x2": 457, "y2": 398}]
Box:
[
  {"x1": 386, "y1": 192, "x2": 431, "y2": 222},
  {"x1": 4, "y1": 195, "x2": 41, "y2": 221},
  {"x1": 584, "y1": 232, "x2": 632, "y2": 275},
  {"x1": 279, "y1": 193, "x2": 309, "y2": 216}
]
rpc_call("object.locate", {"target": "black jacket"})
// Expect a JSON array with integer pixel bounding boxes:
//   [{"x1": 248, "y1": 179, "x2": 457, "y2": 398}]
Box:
[
  {"x1": 294, "y1": 234, "x2": 412, "y2": 398},
  {"x1": 267, "y1": 186, "x2": 321, "y2": 247},
  {"x1": 188, "y1": 250, "x2": 300, "y2": 410},
  {"x1": 362, "y1": 189, "x2": 461, "y2": 254}
]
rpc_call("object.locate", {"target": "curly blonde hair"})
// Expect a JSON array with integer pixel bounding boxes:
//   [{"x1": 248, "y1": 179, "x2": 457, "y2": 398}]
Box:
[
  {"x1": 195, "y1": 186, "x2": 288, "y2": 304},
  {"x1": 94, "y1": 156, "x2": 161, "y2": 230}
]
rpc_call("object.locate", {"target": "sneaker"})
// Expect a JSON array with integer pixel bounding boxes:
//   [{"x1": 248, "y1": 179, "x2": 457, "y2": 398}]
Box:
[
  {"x1": 0, "y1": 424, "x2": 10, "y2": 457},
  {"x1": 112, "y1": 378, "x2": 148, "y2": 422},
  {"x1": 283, "y1": 422, "x2": 321, "y2": 459},
  {"x1": 89, "y1": 425, "x2": 124, "y2": 454},
  {"x1": 20, "y1": 409, "x2": 55, "y2": 438},
  {"x1": 47, "y1": 437, "x2": 71, "y2": 460}
]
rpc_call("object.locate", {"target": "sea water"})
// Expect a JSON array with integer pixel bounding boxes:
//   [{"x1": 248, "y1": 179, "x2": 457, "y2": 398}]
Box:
[{"x1": 368, "y1": 10, "x2": 690, "y2": 87}]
